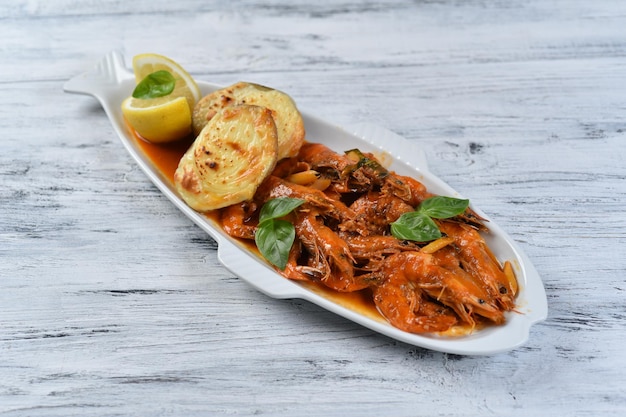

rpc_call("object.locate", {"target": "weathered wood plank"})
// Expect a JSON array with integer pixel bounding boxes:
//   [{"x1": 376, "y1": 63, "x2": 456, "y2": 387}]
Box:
[{"x1": 1, "y1": 0, "x2": 625, "y2": 416}]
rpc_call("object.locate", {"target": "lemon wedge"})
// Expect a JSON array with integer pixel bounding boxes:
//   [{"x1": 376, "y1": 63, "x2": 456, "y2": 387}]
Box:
[
  {"x1": 121, "y1": 53, "x2": 200, "y2": 143},
  {"x1": 132, "y1": 53, "x2": 201, "y2": 109},
  {"x1": 121, "y1": 96, "x2": 192, "y2": 143}
]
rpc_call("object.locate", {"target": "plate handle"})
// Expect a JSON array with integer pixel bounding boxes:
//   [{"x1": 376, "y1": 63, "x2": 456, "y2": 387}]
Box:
[
  {"x1": 63, "y1": 50, "x2": 133, "y2": 104},
  {"x1": 216, "y1": 237, "x2": 306, "y2": 300}
]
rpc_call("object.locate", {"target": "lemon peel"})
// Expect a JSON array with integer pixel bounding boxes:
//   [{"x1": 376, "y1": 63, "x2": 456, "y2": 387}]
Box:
[{"x1": 121, "y1": 96, "x2": 192, "y2": 143}]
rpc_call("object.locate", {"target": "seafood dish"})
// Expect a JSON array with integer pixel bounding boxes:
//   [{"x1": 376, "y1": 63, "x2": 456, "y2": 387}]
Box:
[
  {"x1": 217, "y1": 142, "x2": 518, "y2": 334},
  {"x1": 63, "y1": 51, "x2": 547, "y2": 354}
]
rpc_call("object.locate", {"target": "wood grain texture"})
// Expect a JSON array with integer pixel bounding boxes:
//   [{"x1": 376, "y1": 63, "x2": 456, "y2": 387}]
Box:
[{"x1": 1, "y1": 0, "x2": 625, "y2": 415}]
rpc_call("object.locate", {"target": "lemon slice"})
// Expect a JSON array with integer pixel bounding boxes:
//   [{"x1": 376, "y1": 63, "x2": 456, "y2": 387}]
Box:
[
  {"x1": 132, "y1": 53, "x2": 201, "y2": 109},
  {"x1": 121, "y1": 96, "x2": 192, "y2": 143}
]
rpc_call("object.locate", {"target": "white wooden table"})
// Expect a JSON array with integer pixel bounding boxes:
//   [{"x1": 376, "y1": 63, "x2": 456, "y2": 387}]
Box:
[{"x1": 2, "y1": 1, "x2": 625, "y2": 415}]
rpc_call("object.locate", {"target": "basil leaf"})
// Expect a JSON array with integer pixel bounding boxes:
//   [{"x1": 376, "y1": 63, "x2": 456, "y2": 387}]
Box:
[
  {"x1": 255, "y1": 219, "x2": 295, "y2": 270},
  {"x1": 417, "y1": 196, "x2": 469, "y2": 219},
  {"x1": 391, "y1": 212, "x2": 442, "y2": 242},
  {"x1": 258, "y1": 197, "x2": 305, "y2": 224},
  {"x1": 132, "y1": 70, "x2": 176, "y2": 99},
  {"x1": 255, "y1": 197, "x2": 305, "y2": 270}
]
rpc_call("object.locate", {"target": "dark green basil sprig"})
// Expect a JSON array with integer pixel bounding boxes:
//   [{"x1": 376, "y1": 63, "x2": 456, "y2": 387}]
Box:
[
  {"x1": 390, "y1": 196, "x2": 469, "y2": 242},
  {"x1": 255, "y1": 197, "x2": 306, "y2": 270},
  {"x1": 132, "y1": 70, "x2": 176, "y2": 99}
]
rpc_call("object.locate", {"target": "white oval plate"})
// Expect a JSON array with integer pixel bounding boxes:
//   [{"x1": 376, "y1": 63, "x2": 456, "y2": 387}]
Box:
[{"x1": 64, "y1": 51, "x2": 547, "y2": 355}]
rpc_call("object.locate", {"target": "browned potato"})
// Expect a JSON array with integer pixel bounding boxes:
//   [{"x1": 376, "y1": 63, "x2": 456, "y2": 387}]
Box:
[
  {"x1": 175, "y1": 104, "x2": 278, "y2": 211},
  {"x1": 192, "y1": 82, "x2": 305, "y2": 160}
]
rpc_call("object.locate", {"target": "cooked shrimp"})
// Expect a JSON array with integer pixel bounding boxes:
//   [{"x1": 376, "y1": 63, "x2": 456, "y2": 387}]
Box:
[
  {"x1": 270, "y1": 157, "x2": 310, "y2": 179},
  {"x1": 292, "y1": 209, "x2": 368, "y2": 292},
  {"x1": 383, "y1": 173, "x2": 432, "y2": 207},
  {"x1": 281, "y1": 241, "x2": 318, "y2": 282},
  {"x1": 374, "y1": 251, "x2": 504, "y2": 332},
  {"x1": 342, "y1": 234, "x2": 420, "y2": 260},
  {"x1": 297, "y1": 142, "x2": 353, "y2": 178},
  {"x1": 412, "y1": 249, "x2": 505, "y2": 325},
  {"x1": 372, "y1": 251, "x2": 458, "y2": 333},
  {"x1": 299, "y1": 143, "x2": 388, "y2": 194},
  {"x1": 438, "y1": 221, "x2": 517, "y2": 311},
  {"x1": 221, "y1": 201, "x2": 258, "y2": 240},
  {"x1": 255, "y1": 175, "x2": 355, "y2": 222},
  {"x1": 340, "y1": 233, "x2": 421, "y2": 279},
  {"x1": 341, "y1": 191, "x2": 414, "y2": 236}
]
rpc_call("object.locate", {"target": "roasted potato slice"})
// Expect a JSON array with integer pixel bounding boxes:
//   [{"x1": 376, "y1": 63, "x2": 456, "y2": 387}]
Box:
[
  {"x1": 175, "y1": 104, "x2": 278, "y2": 211},
  {"x1": 192, "y1": 82, "x2": 305, "y2": 160}
]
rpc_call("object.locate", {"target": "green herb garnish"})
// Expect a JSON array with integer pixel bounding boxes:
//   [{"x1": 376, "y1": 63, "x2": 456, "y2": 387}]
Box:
[
  {"x1": 418, "y1": 196, "x2": 470, "y2": 219},
  {"x1": 255, "y1": 197, "x2": 306, "y2": 270},
  {"x1": 132, "y1": 70, "x2": 176, "y2": 99},
  {"x1": 391, "y1": 196, "x2": 469, "y2": 242},
  {"x1": 390, "y1": 211, "x2": 442, "y2": 242}
]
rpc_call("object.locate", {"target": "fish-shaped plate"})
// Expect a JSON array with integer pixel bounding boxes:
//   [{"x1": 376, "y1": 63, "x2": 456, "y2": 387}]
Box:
[{"x1": 64, "y1": 51, "x2": 547, "y2": 355}]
